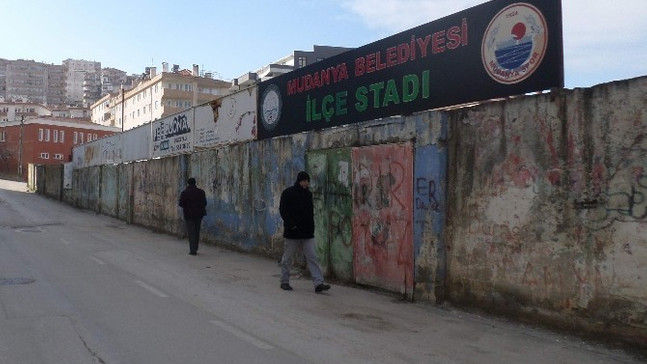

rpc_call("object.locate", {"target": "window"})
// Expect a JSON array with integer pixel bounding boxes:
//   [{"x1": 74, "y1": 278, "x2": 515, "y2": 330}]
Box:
[
  {"x1": 60, "y1": 131, "x2": 65, "y2": 143},
  {"x1": 93, "y1": 133, "x2": 98, "y2": 140},
  {"x1": 53, "y1": 130, "x2": 58, "y2": 142},
  {"x1": 73, "y1": 132, "x2": 78, "y2": 144},
  {"x1": 38, "y1": 128, "x2": 44, "y2": 141},
  {"x1": 0, "y1": 131, "x2": 5, "y2": 142},
  {"x1": 54, "y1": 154, "x2": 64, "y2": 160},
  {"x1": 155, "y1": 101, "x2": 159, "y2": 109},
  {"x1": 39, "y1": 153, "x2": 49, "y2": 159},
  {"x1": 298, "y1": 56, "x2": 307, "y2": 68},
  {"x1": 79, "y1": 132, "x2": 84, "y2": 143},
  {"x1": 45, "y1": 129, "x2": 50, "y2": 142}
]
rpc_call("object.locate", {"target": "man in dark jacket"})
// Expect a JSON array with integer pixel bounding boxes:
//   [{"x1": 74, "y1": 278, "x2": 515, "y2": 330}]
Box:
[
  {"x1": 279, "y1": 171, "x2": 331, "y2": 293},
  {"x1": 179, "y1": 177, "x2": 207, "y2": 255}
]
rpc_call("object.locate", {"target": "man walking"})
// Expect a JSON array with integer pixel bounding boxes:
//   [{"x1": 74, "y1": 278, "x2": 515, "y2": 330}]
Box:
[
  {"x1": 279, "y1": 171, "x2": 331, "y2": 293},
  {"x1": 179, "y1": 177, "x2": 207, "y2": 255}
]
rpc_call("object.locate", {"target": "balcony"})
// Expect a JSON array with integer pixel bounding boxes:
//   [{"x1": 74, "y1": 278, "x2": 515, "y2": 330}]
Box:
[
  {"x1": 236, "y1": 72, "x2": 258, "y2": 87},
  {"x1": 256, "y1": 64, "x2": 294, "y2": 79}
]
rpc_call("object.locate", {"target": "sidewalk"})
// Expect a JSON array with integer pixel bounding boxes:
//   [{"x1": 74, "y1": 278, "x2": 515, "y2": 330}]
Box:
[{"x1": 117, "y1": 224, "x2": 644, "y2": 364}]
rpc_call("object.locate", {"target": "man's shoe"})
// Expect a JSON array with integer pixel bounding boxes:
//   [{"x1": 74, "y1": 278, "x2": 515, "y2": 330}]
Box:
[
  {"x1": 189, "y1": 252, "x2": 197, "y2": 255},
  {"x1": 315, "y1": 284, "x2": 331, "y2": 293},
  {"x1": 280, "y1": 283, "x2": 293, "y2": 291}
]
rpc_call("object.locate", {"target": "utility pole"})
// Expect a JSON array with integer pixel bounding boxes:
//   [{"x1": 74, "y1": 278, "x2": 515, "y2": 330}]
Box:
[
  {"x1": 18, "y1": 115, "x2": 24, "y2": 177},
  {"x1": 121, "y1": 85, "x2": 125, "y2": 132}
]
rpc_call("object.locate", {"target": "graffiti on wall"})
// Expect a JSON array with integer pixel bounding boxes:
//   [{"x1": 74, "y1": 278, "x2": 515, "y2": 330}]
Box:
[
  {"x1": 194, "y1": 88, "x2": 257, "y2": 148},
  {"x1": 308, "y1": 149, "x2": 354, "y2": 280},
  {"x1": 413, "y1": 145, "x2": 447, "y2": 300},
  {"x1": 352, "y1": 143, "x2": 414, "y2": 295},
  {"x1": 578, "y1": 167, "x2": 647, "y2": 231}
]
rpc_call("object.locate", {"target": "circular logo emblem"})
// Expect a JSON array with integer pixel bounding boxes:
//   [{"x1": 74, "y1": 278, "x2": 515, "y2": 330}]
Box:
[
  {"x1": 482, "y1": 3, "x2": 548, "y2": 84},
  {"x1": 260, "y1": 84, "x2": 282, "y2": 131}
]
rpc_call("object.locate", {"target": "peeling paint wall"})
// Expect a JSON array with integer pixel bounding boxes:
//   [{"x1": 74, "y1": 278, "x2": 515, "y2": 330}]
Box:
[
  {"x1": 447, "y1": 78, "x2": 647, "y2": 345},
  {"x1": 307, "y1": 148, "x2": 353, "y2": 280},
  {"x1": 132, "y1": 158, "x2": 182, "y2": 232},
  {"x1": 352, "y1": 143, "x2": 414, "y2": 296},
  {"x1": 42, "y1": 164, "x2": 63, "y2": 200},
  {"x1": 48, "y1": 76, "x2": 647, "y2": 347},
  {"x1": 117, "y1": 163, "x2": 133, "y2": 222},
  {"x1": 100, "y1": 165, "x2": 118, "y2": 217}
]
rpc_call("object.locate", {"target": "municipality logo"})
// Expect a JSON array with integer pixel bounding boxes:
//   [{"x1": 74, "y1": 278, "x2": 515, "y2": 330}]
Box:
[{"x1": 482, "y1": 3, "x2": 548, "y2": 84}]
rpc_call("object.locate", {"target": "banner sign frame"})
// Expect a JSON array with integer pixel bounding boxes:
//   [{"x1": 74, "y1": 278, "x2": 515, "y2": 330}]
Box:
[{"x1": 257, "y1": 0, "x2": 563, "y2": 139}]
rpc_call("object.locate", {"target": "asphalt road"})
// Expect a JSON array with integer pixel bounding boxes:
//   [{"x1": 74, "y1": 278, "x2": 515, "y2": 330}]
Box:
[{"x1": 0, "y1": 179, "x2": 642, "y2": 364}]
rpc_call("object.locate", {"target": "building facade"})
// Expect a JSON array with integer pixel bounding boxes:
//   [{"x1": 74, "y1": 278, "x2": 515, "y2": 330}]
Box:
[
  {"x1": 1, "y1": 59, "x2": 66, "y2": 106},
  {"x1": 0, "y1": 117, "x2": 120, "y2": 180},
  {"x1": 0, "y1": 58, "x2": 135, "y2": 109},
  {"x1": 232, "y1": 45, "x2": 352, "y2": 90},
  {"x1": 63, "y1": 59, "x2": 102, "y2": 106},
  {"x1": 91, "y1": 64, "x2": 230, "y2": 130},
  {"x1": 0, "y1": 102, "x2": 53, "y2": 122}
]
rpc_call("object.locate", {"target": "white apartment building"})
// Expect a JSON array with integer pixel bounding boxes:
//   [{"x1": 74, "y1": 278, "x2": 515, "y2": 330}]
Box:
[
  {"x1": 232, "y1": 45, "x2": 352, "y2": 90},
  {"x1": 91, "y1": 64, "x2": 230, "y2": 130},
  {"x1": 63, "y1": 59, "x2": 101, "y2": 106},
  {"x1": 0, "y1": 102, "x2": 53, "y2": 122}
]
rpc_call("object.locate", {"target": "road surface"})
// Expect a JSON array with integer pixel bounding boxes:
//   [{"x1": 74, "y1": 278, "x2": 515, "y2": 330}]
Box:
[{"x1": 0, "y1": 179, "x2": 642, "y2": 363}]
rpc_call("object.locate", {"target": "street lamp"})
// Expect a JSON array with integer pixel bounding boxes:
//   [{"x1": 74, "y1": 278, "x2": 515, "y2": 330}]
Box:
[
  {"x1": 121, "y1": 85, "x2": 125, "y2": 133},
  {"x1": 18, "y1": 115, "x2": 24, "y2": 177}
]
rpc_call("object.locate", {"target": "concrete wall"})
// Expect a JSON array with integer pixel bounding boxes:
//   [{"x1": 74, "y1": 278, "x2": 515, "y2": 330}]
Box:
[
  {"x1": 42, "y1": 76, "x2": 647, "y2": 348},
  {"x1": 447, "y1": 77, "x2": 647, "y2": 346},
  {"x1": 41, "y1": 164, "x2": 62, "y2": 200}
]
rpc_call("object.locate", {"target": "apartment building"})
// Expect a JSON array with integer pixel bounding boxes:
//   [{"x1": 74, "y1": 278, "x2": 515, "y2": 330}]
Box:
[
  {"x1": 0, "y1": 102, "x2": 52, "y2": 122},
  {"x1": 232, "y1": 45, "x2": 352, "y2": 90},
  {"x1": 0, "y1": 58, "x2": 137, "y2": 110},
  {"x1": 91, "y1": 64, "x2": 230, "y2": 130},
  {"x1": 0, "y1": 101, "x2": 91, "y2": 122},
  {"x1": 63, "y1": 59, "x2": 101, "y2": 106},
  {"x1": 1, "y1": 59, "x2": 66, "y2": 105}
]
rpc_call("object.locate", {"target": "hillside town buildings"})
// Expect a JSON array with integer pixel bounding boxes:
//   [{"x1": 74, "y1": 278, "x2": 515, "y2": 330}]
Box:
[
  {"x1": 92, "y1": 64, "x2": 230, "y2": 131},
  {"x1": 0, "y1": 45, "x2": 351, "y2": 178}
]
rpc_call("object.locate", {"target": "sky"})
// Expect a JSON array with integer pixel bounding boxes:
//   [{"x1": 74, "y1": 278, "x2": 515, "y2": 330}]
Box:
[{"x1": 2, "y1": 0, "x2": 646, "y2": 89}]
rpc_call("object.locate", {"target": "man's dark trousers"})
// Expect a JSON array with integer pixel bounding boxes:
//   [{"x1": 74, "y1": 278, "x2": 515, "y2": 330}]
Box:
[{"x1": 185, "y1": 218, "x2": 202, "y2": 254}]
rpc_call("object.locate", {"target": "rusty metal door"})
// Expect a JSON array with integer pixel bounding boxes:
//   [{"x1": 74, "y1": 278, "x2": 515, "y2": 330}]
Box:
[{"x1": 352, "y1": 143, "x2": 414, "y2": 296}]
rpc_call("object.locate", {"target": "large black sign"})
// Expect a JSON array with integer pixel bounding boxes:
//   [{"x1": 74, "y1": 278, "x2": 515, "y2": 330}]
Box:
[{"x1": 257, "y1": 0, "x2": 563, "y2": 139}]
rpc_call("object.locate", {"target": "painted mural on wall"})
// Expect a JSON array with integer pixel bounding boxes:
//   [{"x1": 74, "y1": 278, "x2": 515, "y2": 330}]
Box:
[
  {"x1": 307, "y1": 148, "x2": 354, "y2": 280},
  {"x1": 151, "y1": 110, "x2": 194, "y2": 159},
  {"x1": 194, "y1": 88, "x2": 257, "y2": 148},
  {"x1": 413, "y1": 145, "x2": 447, "y2": 301},
  {"x1": 352, "y1": 143, "x2": 414, "y2": 296}
]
